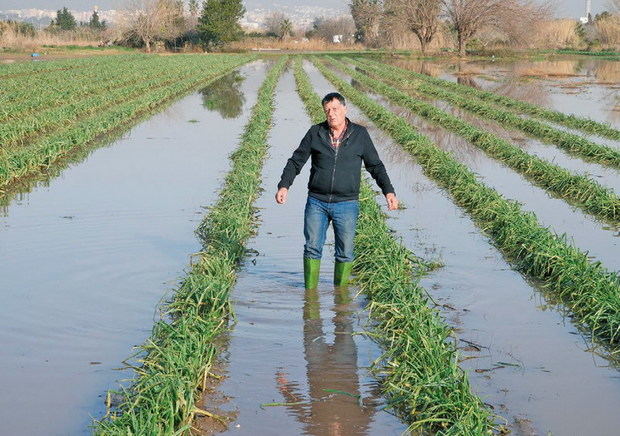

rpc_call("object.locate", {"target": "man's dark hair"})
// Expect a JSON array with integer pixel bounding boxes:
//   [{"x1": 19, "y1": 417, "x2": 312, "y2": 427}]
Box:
[{"x1": 321, "y1": 92, "x2": 346, "y2": 107}]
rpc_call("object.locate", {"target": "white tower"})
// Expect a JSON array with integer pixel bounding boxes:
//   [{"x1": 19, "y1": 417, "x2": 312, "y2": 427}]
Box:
[{"x1": 580, "y1": 0, "x2": 592, "y2": 24}]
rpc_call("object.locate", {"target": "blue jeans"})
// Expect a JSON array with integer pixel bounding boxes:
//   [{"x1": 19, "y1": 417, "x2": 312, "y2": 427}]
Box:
[{"x1": 304, "y1": 196, "x2": 359, "y2": 263}]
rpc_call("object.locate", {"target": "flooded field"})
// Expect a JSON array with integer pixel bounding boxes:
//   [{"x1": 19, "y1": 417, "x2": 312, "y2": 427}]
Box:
[
  {"x1": 0, "y1": 60, "x2": 268, "y2": 435},
  {"x1": 1, "y1": 53, "x2": 619, "y2": 435}
]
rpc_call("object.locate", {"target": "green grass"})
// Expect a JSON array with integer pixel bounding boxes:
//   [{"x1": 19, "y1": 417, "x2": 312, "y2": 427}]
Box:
[
  {"x1": 92, "y1": 56, "x2": 288, "y2": 435},
  {"x1": 0, "y1": 55, "x2": 254, "y2": 191},
  {"x1": 355, "y1": 56, "x2": 620, "y2": 143},
  {"x1": 326, "y1": 56, "x2": 620, "y2": 225},
  {"x1": 293, "y1": 56, "x2": 494, "y2": 435},
  {"x1": 310, "y1": 56, "x2": 620, "y2": 348}
]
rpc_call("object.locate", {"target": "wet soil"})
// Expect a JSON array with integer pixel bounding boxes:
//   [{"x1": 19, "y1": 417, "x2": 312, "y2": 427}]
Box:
[
  {"x1": 0, "y1": 61, "x2": 269, "y2": 435},
  {"x1": 305, "y1": 60, "x2": 620, "y2": 435},
  {"x1": 194, "y1": 68, "x2": 408, "y2": 435}
]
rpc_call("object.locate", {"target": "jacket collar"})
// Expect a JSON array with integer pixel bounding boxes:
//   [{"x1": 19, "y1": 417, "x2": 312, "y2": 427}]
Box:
[{"x1": 318, "y1": 117, "x2": 357, "y2": 143}]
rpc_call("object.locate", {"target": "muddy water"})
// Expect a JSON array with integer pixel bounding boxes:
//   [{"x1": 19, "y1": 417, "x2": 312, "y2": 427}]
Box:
[
  {"x1": 305, "y1": 60, "x2": 620, "y2": 435},
  {"x1": 387, "y1": 57, "x2": 620, "y2": 129},
  {"x1": 194, "y1": 69, "x2": 408, "y2": 435},
  {"x1": 326, "y1": 65, "x2": 620, "y2": 274},
  {"x1": 0, "y1": 61, "x2": 269, "y2": 435},
  {"x1": 345, "y1": 60, "x2": 620, "y2": 193}
]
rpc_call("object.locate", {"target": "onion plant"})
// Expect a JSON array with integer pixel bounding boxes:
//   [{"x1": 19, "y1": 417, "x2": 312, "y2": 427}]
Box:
[
  {"x1": 93, "y1": 56, "x2": 287, "y2": 435},
  {"x1": 311, "y1": 56, "x2": 620, "y2": 348},
  {"x1": 294, "y1": 56, "x2": 494, "y2": 435},
  {"x1": 356, "y1": 56, "x2": 620, "y2": 141},
  {"x1": 353, "y1": 58, "x2": 620, "y2": 167},
  {"x1": 326, "y1": 56, "x2": 620, "y2": 224}
]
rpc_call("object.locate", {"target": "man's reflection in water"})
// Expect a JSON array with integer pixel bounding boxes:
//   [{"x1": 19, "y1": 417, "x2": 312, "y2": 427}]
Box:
[{"x1": 275, "y1": 286, "x2": 379, "y2": 436}]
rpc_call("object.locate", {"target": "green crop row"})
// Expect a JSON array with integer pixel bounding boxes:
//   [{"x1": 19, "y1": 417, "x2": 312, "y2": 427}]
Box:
[
  {"x1": 93, "y1": 57, "x2": 287, "y2": 435},
  {"x1": 0, "y1": 56, "x2": 222, "y2": 147},
  {"x1": 325, "y1": 56, "x2": 620, "y2": 224},
  {"x1": 311, "y1": 57, "x2": 620, "y2": 347},
  {"x1": 0, "y1": 55, "x2": 254, "y2": 189},
  {"x1": 0, "y1": 54, "x2": 115, "y2": 78},
  {"x1": 0, "y1": 55, "x2": 148, "y2": 97},
  {"x1": 556, "y1": 49, "x2": 620, "y2": 57},
  {"x1": 0, "y1": 56, "x2": 157, "y2": 121},
  {"x1": 293, "y1": 56, "x2": 493, "y2": 434},
  {"x1": 353, "y1": 58, "x2": 620, "y2": 167},
  {"x1": 358, "y1": 56, "x2": 620, "y2": 140}
]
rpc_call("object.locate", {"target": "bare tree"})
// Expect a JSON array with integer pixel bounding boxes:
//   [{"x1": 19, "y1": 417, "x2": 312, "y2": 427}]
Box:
[
  {"x1": 442, "y1": 0, "x2": 551, "y2": 55},
  {"x1": 350, "y1": 0, "x2": 382, "y2": 46},
  {"x1": 385, "y1": 0, "x2": 442, "y2": 54},
  {"x1": 124, "y1": 0, "x2": 185, "y2": 52},
  {"x1": 442, "y1": 0, "x2": 503, "y2": 55}
]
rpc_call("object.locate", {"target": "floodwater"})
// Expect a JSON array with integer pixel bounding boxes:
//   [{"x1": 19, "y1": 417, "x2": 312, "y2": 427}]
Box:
[
  {"x1": 194, "y1": 68, "x2": 409, "y2": 435},
  {"x1": 0, "y1": 60, "x2": 269, "y2": 435},
  {"x1": 328, "y1": 63, "x2": 620, "y2": 274},
  {"x1": 387, "y1": 57, "x2": 620, "y2": 128},
  {"x1": 305, "y1": 60, "x2": 620, "y2": 435}
]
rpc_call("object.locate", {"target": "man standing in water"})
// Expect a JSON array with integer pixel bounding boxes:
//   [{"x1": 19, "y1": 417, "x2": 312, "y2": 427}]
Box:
[{"x1": 275, "y1": 92, "x2": 398, "y2": 289}]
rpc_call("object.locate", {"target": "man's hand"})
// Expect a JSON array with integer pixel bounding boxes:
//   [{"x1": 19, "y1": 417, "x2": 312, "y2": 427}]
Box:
[
  {"x1": 386, "y1": 193, "x2": 398, "y2": 211},
  {"x1": 275, "y1": 187, "x2": 288, "y2": 204}
]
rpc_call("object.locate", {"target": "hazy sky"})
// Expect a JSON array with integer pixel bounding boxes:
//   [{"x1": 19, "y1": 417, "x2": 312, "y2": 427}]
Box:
[{"x1": 0, "y1": 0, "x2": 611, "y2": 18}]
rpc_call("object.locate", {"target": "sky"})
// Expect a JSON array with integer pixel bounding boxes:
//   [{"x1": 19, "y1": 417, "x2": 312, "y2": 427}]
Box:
[{"x1": 0, "y1": 0, "x2": 612, "y2": 18}]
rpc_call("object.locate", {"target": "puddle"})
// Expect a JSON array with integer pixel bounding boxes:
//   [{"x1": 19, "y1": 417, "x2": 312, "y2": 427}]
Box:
[
  {"x1": 194, "y1": 68, "x2": 408, "y2": 435},
  {"x1": 305, "y1": 60, "x2": 620, "y2": 435},
  {"x1": 0, "y1": 60, "x2": 269, "y2": 435}
]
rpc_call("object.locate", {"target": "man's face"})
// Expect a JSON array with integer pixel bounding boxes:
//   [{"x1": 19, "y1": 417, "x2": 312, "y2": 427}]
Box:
[{"x1": 323, "y1": 98, "x2": 347, "y2": 129}]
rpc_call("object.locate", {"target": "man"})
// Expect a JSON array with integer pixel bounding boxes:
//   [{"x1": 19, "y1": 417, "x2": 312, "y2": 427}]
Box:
[{"x1": 275, "y1": 92, "x2": 398, "y2": 290}]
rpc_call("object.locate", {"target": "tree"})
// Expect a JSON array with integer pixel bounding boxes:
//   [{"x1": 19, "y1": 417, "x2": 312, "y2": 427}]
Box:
[
  {"x1": 442, "y1": 0, "x2": 551, "y2": 55},
  {"x1": 126, "y1": 0, "x2": 185, "y2": 52},
  {"x1": 385, "y1": 0, "x2": 441, "y2": 54},
  {"x1": 52, "y1": 7, "x2": 77, "y2": 31},
  {"x1": 265, "y1": 12, "x2": 293, "y2": 40},
  {"x1": 350, "y1": 0, "x2": 381, "y2": 45},
  {"x1": 198, "y1": 0, "x2": 245, "y2": 50},
  {"x1": 89, "y1": 10, "x2": 107, "y2": 31},
  {"x1": 442, "y1": 0, "x2": 504, "y2": 56}
]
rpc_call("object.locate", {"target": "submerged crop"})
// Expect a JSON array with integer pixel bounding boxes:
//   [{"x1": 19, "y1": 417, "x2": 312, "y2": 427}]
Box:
[
  {"x1": 293, "y1": 56, "x2": 494, "y2": 434},
  {"x1": 93, "y1": 57, "x2": 287, "y2": 435}
]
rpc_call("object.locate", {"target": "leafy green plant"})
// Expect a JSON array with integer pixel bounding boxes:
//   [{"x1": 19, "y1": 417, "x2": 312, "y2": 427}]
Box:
[
  {"x1": 293, "y1": 56, "x2": 493, "y2": 434},
  {"x1": 0, "y1": 54, "x2": 254, "y2": 190},
  {"x1": 93, "y1": 56, "x2": 288, "y2": 435},
  {"x1": 329, "y1": 56, "x2": 620, "y2": 224},
  {"x1": 356, "y1": 56, "x2": 620, "y2": 141},
  {"x1": 311, "y1": 56, "x2": 620, "y2": 348}
]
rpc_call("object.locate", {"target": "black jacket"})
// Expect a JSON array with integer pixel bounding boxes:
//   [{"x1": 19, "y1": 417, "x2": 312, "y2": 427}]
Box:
[{"x1": 278, "y1": 119, "x2": 395, "y2": 203}]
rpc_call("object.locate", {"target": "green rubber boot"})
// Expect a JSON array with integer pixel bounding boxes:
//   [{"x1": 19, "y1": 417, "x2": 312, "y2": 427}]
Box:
[
  {"x1": 304, "y1": 258, "x2": 321, "y2": 290},
  {"x1": 334, "y1": 261, "x2": 353, "y2": 286}
]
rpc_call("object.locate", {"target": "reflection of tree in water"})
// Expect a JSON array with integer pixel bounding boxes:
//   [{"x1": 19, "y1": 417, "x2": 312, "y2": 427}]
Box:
[{"x1": 199, "y1": 71, "x2": 246, "y2": 119}]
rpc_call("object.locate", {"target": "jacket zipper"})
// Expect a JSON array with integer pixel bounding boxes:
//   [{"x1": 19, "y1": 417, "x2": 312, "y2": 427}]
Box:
[
  {"x1": 328, "y1": 146, "x2": 339, "y2": 202},
  {"x1": 327, "y1": 130, "x2": 351, "y2": 202}
]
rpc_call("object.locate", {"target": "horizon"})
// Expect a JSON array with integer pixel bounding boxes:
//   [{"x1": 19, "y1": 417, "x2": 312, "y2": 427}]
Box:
[{"x1": 0, "y1": 0, "x2": 612, "y2": 19}]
